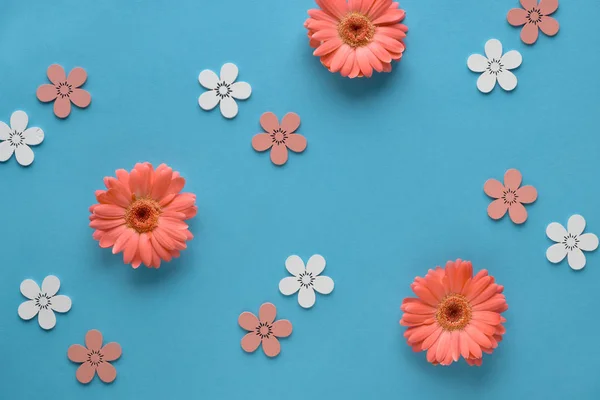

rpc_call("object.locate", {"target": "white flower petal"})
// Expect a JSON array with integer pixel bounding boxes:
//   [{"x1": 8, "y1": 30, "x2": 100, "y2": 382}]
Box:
[
  {"x1": 546, "y1": 222, "x2": 567, "y2": 242},
  {"x1": 298, "y1": 286, "x2": 316, "y2": 308},
  {"x1": 230, "y1": 82, "x2": 252, "y2": 100},
  {"x1": 23, "y1": 127, "x2": 44, "y2": 146},
  {"x1": 484, "y1": 39, "x2": 502, "y2": 60},
  {"x1": 0, "y1": 121, "x2": 10, "y2": 140},
  {"x1": 306, "y1": 254, "x2": 326, "y2": 276},
  {"x1": 38, "y1": 308, "x2": 56, "y2": 330},
  {"x1": 15, "y1": 145, "x2": 34, "y2": 166},
  {"x1": 497, "y1": 70, "x2": 518, "y2": 91},
  {"x1": 578, "y1": 233, "x2": 599, "y2": 252},
  {"x1": 0, "y1": 141, "x2": 15, "y2": 162},
  {"x1": 42, "y1": 275, "x2": 60, "y2": 296},
  {"x1": 568, "y1": 215, "x2": 586, "y2": 236},
  {"x1": 220, "y1": 63, "x2": 238, "y2": 84},
  {"x1": 546, "y1": 243, "x2": 568, "y2": 264},
  {"x1": 10, "y1": 110, "x2": 28, "y2": 132},
  {"x1": 279, "y1": 277, "x2": 301, "y2": 296},
  {"x1": 18, "y1": 300, "x2": 39, "y2": 320},
  {"x1": 50, "y1": 295, "x2": 72, "y2": 313},
  {"x1": 198, "y1": 69, "x2": 219, "y2": 89},
  {"x1": 568, "y1": 248, "x2": 587, "y2": 270},
  {"x1": 477, "y1": 71, "x2": 497, "y2": 93},
  {"x1": 198, "y1": 91, "x2": 220, "y2": 111},
  {"x1": 467, "y1": 54, "x2": 488, "y2": 72},
  {"x1": 219, "y1": 96, "x2": 238, "y2": 119},
  {"x1": 285, "y1": 255, "x2": 305, "y2": 276},
  {"x1": 313, "y1": 276, "x2": 334, "y2": 295},
  {"x1": 501, "y1": 50, "x2": 522, "y2": 70},
  {"x1": 20, "y1": 279, "x2": 41, "y2": 299}
]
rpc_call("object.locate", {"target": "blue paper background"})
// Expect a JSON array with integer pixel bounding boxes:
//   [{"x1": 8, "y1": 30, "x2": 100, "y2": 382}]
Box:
[{"x1": 1, "y1": 0, "x2": 599, "y2": 398}]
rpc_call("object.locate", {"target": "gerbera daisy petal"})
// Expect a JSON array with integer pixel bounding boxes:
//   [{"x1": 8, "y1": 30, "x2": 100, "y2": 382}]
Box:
[
  {"x1": 314, "y1": 38, "x2": 343, "y2": 57},
  {"x1": 367, "y1": 0, "x2": 393, "y2": 20},
  {"x1": 372, "y1": 8, "x2": 405, "y2": 25},
  {"x1": 307, "y1": 9, "x2": 338, "y2": 24}
]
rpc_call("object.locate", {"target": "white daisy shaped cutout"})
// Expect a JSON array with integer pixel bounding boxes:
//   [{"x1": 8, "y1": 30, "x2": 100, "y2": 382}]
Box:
[
  {"x1": 279, "y1": 255, "x2": 334, "y2": 309},
  {"x1": 198, "y1": 63, "x2": 252, "y2": 119},
  {"x1": 18, "y1": 275, "x2": 72, "y2": 330},
  {"x1": 546, "y1": 215, "x2": 599, "y2": 271},
  {"x1": 0, "y1": 110, "x2": 44, "y2": 166},
  {"x1": 467, "y1": 39, "x2": 522, "y2": 93}
]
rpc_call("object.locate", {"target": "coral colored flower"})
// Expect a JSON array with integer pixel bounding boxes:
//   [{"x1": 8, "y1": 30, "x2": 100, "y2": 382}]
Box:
[
  {"x1": 252, "y1": 112, "x2": 307, "y2": 166},
  {"x1": 305, "y1": 0, "x2": 408, "y2": 78},
  {"x1": 36, "y1": 64, "x2": 91, "y2": 118},
  {"x1": 507, "y1": 0, "x2": 559, "y2": 45},
  {"x1": 89, "y1": 163, "x2": 197, "y2": 269},
  {"x1": 400, "y1": 259, "x2": 508, "y2": 366},
  {"x1": 68, "y1": 329, "x2": 122, "y2": 384},
  {"x1": 238, "y1": 303, "x2": 293, "y2": 358},
  {"x1": 484, "y1": 169, "x2": 537, "y2": 224}
]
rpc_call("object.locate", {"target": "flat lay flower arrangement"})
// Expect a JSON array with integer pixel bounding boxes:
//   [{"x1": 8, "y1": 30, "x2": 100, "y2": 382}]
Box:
[{"x1": 3, "y1": 0, "x2": 600, "y2": 399}]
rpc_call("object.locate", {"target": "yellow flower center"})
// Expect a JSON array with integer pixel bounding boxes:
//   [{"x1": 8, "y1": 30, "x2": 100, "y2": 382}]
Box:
[
  {"x1": 338, "y1": 13, "x2": 375, "y2": 48},
  {"x1": 436, "y1": 294, "x2": 472, "y2": 331},
  {"x1": 125, "y1": 198, "x2": 161, "y2": 233}
]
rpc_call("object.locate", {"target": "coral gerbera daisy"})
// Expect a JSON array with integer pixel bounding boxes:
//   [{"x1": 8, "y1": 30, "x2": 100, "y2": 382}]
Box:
[
  {"x1": 305, "y1": 0, "x2": 408, "y2": 78},
  {"x1": 89, "y1": 163, "x2": 197, "y2": 269},
  {"x1": 400, "y1": 259, "x2": 508, "y2": 366}
]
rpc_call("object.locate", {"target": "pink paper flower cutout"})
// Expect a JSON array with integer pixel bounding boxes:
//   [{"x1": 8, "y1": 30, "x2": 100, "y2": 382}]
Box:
[
  {"x1": 252, "y1": 112, "x2": 307, "y2": 166},
  {"x1": 507, "y1": 0, "x2": 559, "y2": 45},
  {"x1": 484, "y1": 169, "x2": 537, "y2": 224},
  {"x1": 238, "y1": 302, "x2": 292, "y2": 358},
  {"x1": 36, "y1": 64, "x2": 91, "y2": 118},
  {"x1": 67, "y1": 329, "x2": 122, "y2": 384}
]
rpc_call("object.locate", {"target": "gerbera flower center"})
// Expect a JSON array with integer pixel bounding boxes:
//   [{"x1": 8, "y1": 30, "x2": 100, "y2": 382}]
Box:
[
  {"x1": 527, "y1": 8, "x2": 542, "y2": 24},
  {"x1": 125, "y1": 198, "x2": 161, "y2": 233},
  {"x1": 338, "y1": 13, "x2": 375, "y2": 48},
  {"x1": 502, "y1": 189, "x2": 518, "y2": 205},
  {"x1": 270, "y1": 128, "x2": 288, "y2": 145},
  {"x1": 563, "y1": 233, "x2": 579, "y2": 250},
  {"x1": 87, "y1": 350, "x2": 103, "y2": 366},
  {"x1": 256, "y1": 322, "x2": 273, "y2": 339},
  {"x1": 298, "y1": 271, "x2": 315, "y2": 288},
  {"x1": 57, "y1": 82, "x2": 73, "y2": 97},
  {"x1": 436, "y1": 294, "x2": 472, "y2": 331}
]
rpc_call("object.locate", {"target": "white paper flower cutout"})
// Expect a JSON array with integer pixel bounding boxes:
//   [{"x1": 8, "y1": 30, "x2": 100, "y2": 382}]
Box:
[
  {"x1": 18, "y1": 275, "x2": 72, "y2": 330},
  {"x1": 546, "y1": 215, "x2": 599, "y2": 271},
  {"x1": 198, "y1": 63, "x2": 252, "y2": 119},
  {"x1": 0, "y1": 110, "x2": 44, "y2": 166},
  {"x1": 467, "y1": 39, "x2": 522, "y2": 93},
  {"x1": 279, "y1": 255, "x2": 334, "y2": 309}
]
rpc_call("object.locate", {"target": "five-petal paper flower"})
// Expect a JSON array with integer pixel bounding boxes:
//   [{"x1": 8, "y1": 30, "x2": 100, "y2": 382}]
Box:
[
  {"x1": 279, "y1": 255, "x2": 334, "y2": 308},
  {"x1": 36, "y1": 64, "x2": 91, "y2": 118},
  {"x1": 546, "y1": 215, "x2": 598, "y2": 270},
  {"x1": 252, "y1": 112, "x2": 307, "y2": 166},
  {"x1": 0, "y1": 111, "x2": 44, "y2": 167},
  {"x1": 68, "y1": 329, "x2": 122, "y2": 384},
  {"x1": 18, "y1": 275, "x2": 71, "y2": 330},
  {"x1": 198, "y1": 63, "x2": 252, "y2": 119},
  {"x1": 468, "y1": 39, "x2": 522, "y2": 93},
  {"x1": 238, "y1": 303, "x2": 292, "y2": 358},
  {"x1": 484, "y1": 169, "x2": 537, "y2": 224},
  {"x1": 508, "y1": 0, "x2": 559, "y2": 45}
]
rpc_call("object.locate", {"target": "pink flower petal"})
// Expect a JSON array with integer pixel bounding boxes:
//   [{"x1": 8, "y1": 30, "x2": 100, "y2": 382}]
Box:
[
  {"x1": 539, "y1": 16, "x2": 559, "y2": 36},
  {"x1": 539, "y1": 0, "x2": 558, "y2": 15},
  {"x1": 483, "y1": 179, "x2": 504, "y2": 199},
  {"x1": 272, "y1": 320, "x2": 293, "y2": 338},
  {"x1": 315, "y1": 0, "x2": 346, "y2": 19},
  {"x1": 76, "y1": 362, "x2": 96, "y2": 384},
  {"x1": 47, "y1": 64, "x2": 66, "y2": 85},
  {"x1": 280, "y1": 112, "x2": 301, "y2": 134},
  {"x1": 241, "y1": 332, "x2": 261, "y2": 353},
  {"x1": 238, "y1": 311, "x2": 259, "y2": 331},
  {"x1": 86, "y1": 329, "x2": 103, "y2": 351},
  {"x1": 270, "y1": 144, "x2": 288, "y2": 166},
  {"x1": 36, "y1": 84, "x2": 58, "y2": 102},
  {"x1": 70, "y1": 89, "x2": 91, "y2": 108},
  {"x1": 516, "y1": 185, "x2": 538, "y2": 204},
  {"x1": 67, "y1": 67, "x2": 88, "y2": 88},
  {"x1": 260, "y1": 112, "x2": 279, "y2": 133},
  {"x1": 487, "y1": 199, "x2": 508, "y2": 220},
  {"x1": 509, "y1": 202, "x2": 528, "y2": 224},
  {"x1": 259, "y1": 303, "x2": 277, "y2": 324},
  {"x1": 520, "y1": 0, "x2": 537, "y2": 9},
  {"x1": 314, "y1": 37, "x2": 343, "y2": 57},
  {"x1": 507, "y1": 8, "x2": 528, "y2": 26},
  {"x1": 503, "y1": 169, "x2": 522, "y2": 190},
  {"x1": 101, "y1": 342, "x2": 122, "y2": 362},
  {"x1": 68, "y1": 344, "x2": 89, "y2": 363},
  {"x1": 521, "y1": 23, "x2": 539, "y2": 44},
  {"x1": 96, "y1": 362, "x2": 117, "y2": 383},
  {"x1": 252, "y1": 133, "x2": 273, "y2": 152},
  {"x1": 261, "y1": 336, "x2": 281, "y2": 357},
  {"x1": 286, "y1": 134, "x2": 307, "y2": 153},
  {"x1": 54, "y1": 96, "x2": 72, "y2": 118}
]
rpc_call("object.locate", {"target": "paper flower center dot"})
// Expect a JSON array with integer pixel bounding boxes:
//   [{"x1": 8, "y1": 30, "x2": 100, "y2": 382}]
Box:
[
  {"x1": 57, "y1": 82, "x2": 73, "y2": 97},
  {"x1": 563, "y1": 234, "x2": 580, "y2": 251},
  {"x1": 125, "y1": 198, "x2": 161, "y2": 233},
  {"x1": 271, "y1": 128, "x2": 288, "y2": 145},
  {"x1": 502, "y1": 189, "x2": 517, "y2": 205},
  {"x1": 338, "y1": 13, "x2": 375, "y2": 48},
  {"x1": 35, "y1": 294, "x2": 51, "y2": 309},
  {"x1": 256, "y1": 322, "x2": 273, "y2": 339},
  {"x1": 436, "y1": 294, "x2": 472, "y2": 331},
  {"x1": 215, "y1": 82, "x2": 232, "y2": 99},
  {"x1": 298, "y1": 272, "x2": 315, "y2": 288},
  {"x1": 488, "y1": 59, "x2": 503, "y2": 74},
  {"x1": 527, "y1": 9, "x2": 541, "y2": 24},
  {"x1": 87, "y1": 350, "x2": 104, "y2": 366},
  {"x1": 9, "y1": 132, "x2": 24, "y2": 147}
]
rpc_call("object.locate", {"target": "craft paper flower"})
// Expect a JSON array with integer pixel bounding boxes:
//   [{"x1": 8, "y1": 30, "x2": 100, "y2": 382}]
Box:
[
  {"x1": 484, "y1": 169, "x2": 537, "y2": 224},
  {"x1": 546, "y1": 215, "x2": 598, "y2": 270},
  {"x1": 18, "y1": 275, "x2": 71, "y2": 330},
  {"x1": 305, "y1": 0, "x2": 408, "y2": 78},
  {"x1": 508, "y1": 0, "x2": 559, "y2": 45},
  {"x1": 467, "y1": 39, "x2": 522, "y2": 93},
  {"x1": 68, "y1": 329, "x2": 122, "y2": 384},
  {"x1": 400, "y1": 259, "x2": 508, "y2": 366},
  {"x1": 279, "y1": 255, "x2": 334, "y2": 308},
  {"x1": 238, "y1": 303, "x2": 292, "y2": 358},
  {"x1": 36, "y1": 64, "x2": 91, "y2": 118},
  {"x1": 252, "y1": 112, "x2": 307, "y2": 166},
  {"x1": 198, "y1": 63, "x2": 251, "y2": 119},
  {"x1": 0, "y1": 111, "x2": 44, "y2": 167},
  {"x1": 89, "y1": 163, "x2": 197, "y2": 269}
]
